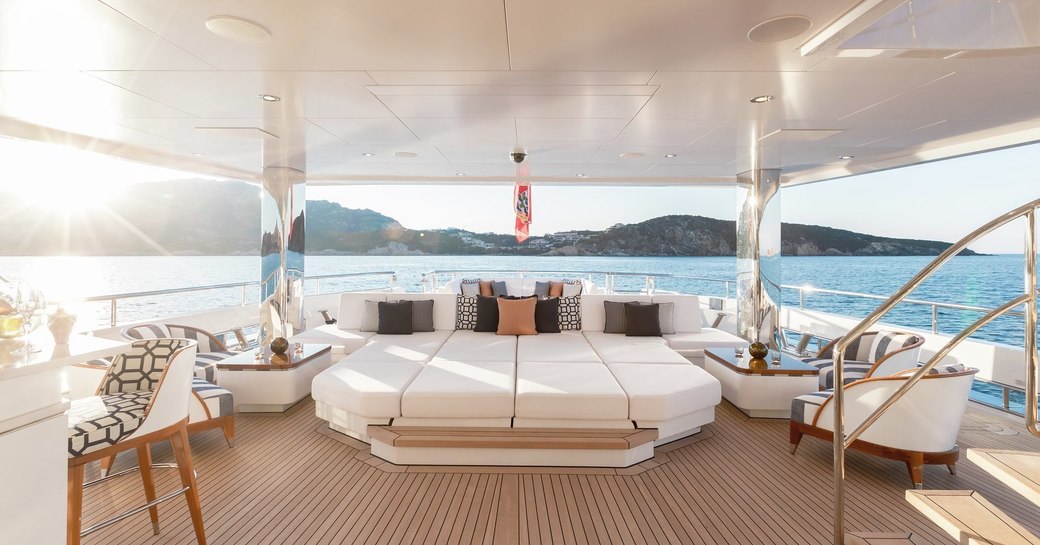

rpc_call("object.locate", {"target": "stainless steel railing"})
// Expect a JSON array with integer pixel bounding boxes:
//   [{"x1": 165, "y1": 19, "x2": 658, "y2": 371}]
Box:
[
  {"x1": 84, "y1": 270, "x2": 396, "y2": 327},
  {"x1": 828, "y1": 198, "x2": 1040, "y2": 543},
  {"x1": 420, "y1": 269, "x2": 734, "y2": 297}
]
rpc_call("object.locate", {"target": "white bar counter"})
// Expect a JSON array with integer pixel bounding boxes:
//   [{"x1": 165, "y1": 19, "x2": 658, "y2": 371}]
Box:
[{"x1": 0, "y1": 333, "x2": 128, "y2": 545}]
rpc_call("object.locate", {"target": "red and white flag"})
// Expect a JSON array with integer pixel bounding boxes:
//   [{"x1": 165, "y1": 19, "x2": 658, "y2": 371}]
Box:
[{"x1": 513, "y1": 164, "x2": 531, "y2": 243}]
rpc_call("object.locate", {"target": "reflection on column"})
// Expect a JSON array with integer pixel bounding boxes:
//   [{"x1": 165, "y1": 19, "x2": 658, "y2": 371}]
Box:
[
  {"x1": 736, "y1": 168, "x2": 781, "y2": 344},
  {"x1": 260, "y1": 166, "x2": 305, "y2": 344}
]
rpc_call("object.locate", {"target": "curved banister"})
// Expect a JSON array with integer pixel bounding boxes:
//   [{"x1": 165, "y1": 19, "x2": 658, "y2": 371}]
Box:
[{"x1": 829, "y1": 197, "x2": 1040, "y2": 544}]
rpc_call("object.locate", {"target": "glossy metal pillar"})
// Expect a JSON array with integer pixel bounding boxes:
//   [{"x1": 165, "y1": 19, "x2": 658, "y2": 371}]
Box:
[
  {"x1": 736, "y1": 168, "x2": 781, "y2": 344},
  {"x1": 260, "y1": 166, "x2": 305, "y2": 344}
]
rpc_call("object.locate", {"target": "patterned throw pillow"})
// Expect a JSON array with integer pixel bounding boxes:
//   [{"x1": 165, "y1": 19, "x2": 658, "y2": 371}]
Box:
[
  {"x1": 562, "y1": 279, "x2": 583, "y2": 297},
  {"x1": 455, "y1": 295, "x2": 478, "y2": 330},
  {"x1": 557, "y1": 296, "x2": 582, "y2": 330},
  {"x1": 460, "y1": 278, "x2": 481, "y2": 296}
]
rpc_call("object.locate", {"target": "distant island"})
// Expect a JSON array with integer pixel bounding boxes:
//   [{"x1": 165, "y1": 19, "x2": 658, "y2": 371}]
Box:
[{"x1": 0, "y1": 180, "x2": 977, "y2": 257}]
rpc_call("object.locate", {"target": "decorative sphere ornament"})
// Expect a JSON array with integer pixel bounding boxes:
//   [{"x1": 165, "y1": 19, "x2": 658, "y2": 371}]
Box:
[
  {"x1": 747, "y1": 358, "x2": 768, "y2": 371},
  {"x1": 748, "y1": 341, "x2": 768, "y2": 359},
  {"x1": 270, "y1": 337, "x2": 290, "y2": 355}
]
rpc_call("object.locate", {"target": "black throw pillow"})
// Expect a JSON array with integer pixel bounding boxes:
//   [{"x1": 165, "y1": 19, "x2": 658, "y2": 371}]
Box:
[
  {"x1": 474, "y1": 295, "x2": 501, "y2": 332},
  {"x1": 377, "y1": 300, "x2": 414, "y2": 335},
  {"x1": 624, "y1": 302, "x2": 661, "y2": 336},
  {"x1": 535, "y1": 297, "x2": 561, "y2": 333}
]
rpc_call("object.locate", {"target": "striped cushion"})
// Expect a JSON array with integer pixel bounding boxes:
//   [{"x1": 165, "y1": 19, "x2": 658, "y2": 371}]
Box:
[
  {"x1": 195, "y1": 351, "x2": 236, "y2": 383},
  {"x1": 805, "y1": 358, "x2": 874, "y2": 390},
  {"x1": 123, "y1": 323, "x2": 223, "y2": 352},
  {"x1": 68, "y1": 391, "x2": 151, "y2": 457},
  {"x1": 409, "y1": 299, "x2": 435, "y2": 332},
  {"x1": 192, "y1": 379, "x2": 234, "y2": 420},
  {"x1": 791, "y1": 391, "x2": 831, "y2": 425},
  {"x1": 603, "y1": 301, "x2": 627, "y2": 334},
  {"x1": 919, "y1": 363, "x2": 966, "y2": 375},
  {"x1": 868, "y1": 332, "x2": 920, "y2": 362}
]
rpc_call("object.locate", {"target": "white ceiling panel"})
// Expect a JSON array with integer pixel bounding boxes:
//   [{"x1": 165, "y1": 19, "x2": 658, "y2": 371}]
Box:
[
  {"x1": 309, "y1": 119, "x2": 420, "y2": 146},
  {"x1": 643, "y1": 163, "x2": 742, "y2": 179},
  {"x1": 0, "y1": 0, "x2": 211, "y2": 70},
  {"x1": 307, "y1": 163, "x2": 405, "y2": 177},
  {"x1": 379, "y1": 95, "x2": 650, "y2": 119},
  {"x1": 368, "y1": 85, "x2": 657, "y2": 96},
  {"x1": 368, "y1": 71, "x2": 656, "y2": 86},
  {"x1": 101, "y1": 0, "x2": 509, "y2": 70},
  {"x1": 436, "y1": 144, "x2": 602, "y2": 164},
  {"x1": 618, "y1": 119, "x2": 728, "y2": 146},
  {"x1": 516, "y1": 119, "x2": 630, "y2": 143},
  {"x1": 401, "y1": 118, "x2": 516, "y2": 144},
  {"x1": 305, "y1": 144, "x2": 448, "y2": 165}
]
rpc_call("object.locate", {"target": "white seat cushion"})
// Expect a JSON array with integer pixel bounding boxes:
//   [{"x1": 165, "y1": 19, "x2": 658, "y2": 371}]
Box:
[
  {"x1": 401, "y1": 360, "x2": 515, "y2": 418},
  {"x1": 336, "y1": 293, "x2": 387, "y2": 330},
  {"x1": 433, "y1": 331, "x2": 517, "y2": 363},
  {"x1": 663, "y1": 328, "x2": 748, "y2": 353},
  {"x1": 291, "y1": 325, "x2": 373, "y2": 356},
  {"x1": 650, "y1": 295, "x2": 702, "y2": 333},
  {"x1": 515, "y1": 362, "x2": 628, "y2": 420},
  {"x1": 517, "y1": 331, "x2": 601, "y2": 364},
  {"x1": 346, "y1": 331, "x2": 453, "y2": 364},
  {"x1": 607, "y1": 363, "x2": 721, "y2": 421},
  {"x1": 583, "y1": 332, "x2": 689, "y2": 365},
  {"x1": 386, "y1": 293, "x2": 458, "y2": 331},
  {"x1": 311, "y1": 361, "x2": 423, "y2": 418}
]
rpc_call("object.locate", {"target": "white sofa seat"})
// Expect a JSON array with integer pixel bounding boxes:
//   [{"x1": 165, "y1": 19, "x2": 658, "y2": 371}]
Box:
[
  {"x1": 607, "y1": 363, "x2": 720, "y2": 421},
  {"x1": 291, "y1": 325, "x2": 373, "y2": 357},
  {"x1": 400, "y1": 359, "x2": 515, "y2": 421},
  {"x1": 346, "y1": 331, "x2": 453, "y2": 364},
  {"x1": 664, "y1": 327, "x2": 749, "y2": 362},
  {"x1": 312, "y1": 360, "x2": 424, "y2": 418},
  {"x1": 433, "y1": 330, "x2": 517, "y2": 363},
  {"x1": 517, "y1": 331, "x2": 601, "y2": 364},
  {"x1": 514, "y1": 362, "x2": 629, "y2": 426},
  {"x1": 583, "y1": 332, "x2": 690, "y2": 365}
]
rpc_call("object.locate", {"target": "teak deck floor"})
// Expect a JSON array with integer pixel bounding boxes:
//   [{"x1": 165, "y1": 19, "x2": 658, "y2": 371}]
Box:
[{"x1": 81, "y1": 398, "x2": 1040, "y2": 545}]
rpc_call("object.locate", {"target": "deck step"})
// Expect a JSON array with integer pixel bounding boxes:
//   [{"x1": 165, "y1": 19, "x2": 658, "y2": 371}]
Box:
[
  {"x1": 844, "y1": 532, "x2": 927, "y2": 544},
  {"x1": 968, "y1": 448, "x2": 1040, "y2": 508},
  {"x1": 905, "y1": 489, "x2": 1040, "y2": 545},
  {"x1": 366, "y1": 426, "x2": 659, "y2": 467}
]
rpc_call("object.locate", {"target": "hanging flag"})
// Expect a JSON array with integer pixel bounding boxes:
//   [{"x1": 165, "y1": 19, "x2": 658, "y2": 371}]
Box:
[{"x1": 513, "y1": 164, "x2": 531, "y2": 243}]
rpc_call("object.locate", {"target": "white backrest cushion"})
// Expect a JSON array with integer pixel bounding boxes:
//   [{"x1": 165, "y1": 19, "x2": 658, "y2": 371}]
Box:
[
  {"x1": 651, "y1": 295, "x2": 702, "y2": 333},
  {"x1": 390, "y1": 292, "x2": 458, "y2": 331},
  {"x1": 504, "y1": 278, "x2": 523, "y2": 297},
  {"x1": 580, "y1": 294, "x2": 653, "y2": 332},
  {"x1": 337, "y1": 292, "x2": 386, "y2": 330}
]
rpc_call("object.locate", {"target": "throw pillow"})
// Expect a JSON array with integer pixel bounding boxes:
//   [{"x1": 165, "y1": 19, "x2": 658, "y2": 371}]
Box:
[
  {"x1": 478, "y1": 281, "x2": 493, "y2": 296},
  {"x1": 548, "y1": 282, "x2": 564, "y2": 297},
  {"x1": 535, "y1": 297, "x2": 561, "y2": 333},
  {"x1": 491, "y1": 280, "x2": 508, "y2": 297},
  {"x1": 377, "y1": 300, "x2": 414, "y2": 335},
  {"x1": 562, "y1": 279, "x2": 583, "y2": 297},
  {"x1": 410, "y1": 299, "x2": 435, "y2": 332},
  {"x1": 625, "y1": 302, "x2": 661, "y2": 337},
  {"x1": 534, "y1": 281, "x2": 551, "y2": 298},
  {"x1": 603, "y1": 301, "x2": 628, "y2": 334},
  {"x1": 658, "y1": 301, "x2": 675, "y2": 335},
  {"x1": 460, "y1": 278, "x2": 481, "y2": 296},
  {"x1": 360, "y1": 300, "x2": 380, "y2": 332},
  {"x1": 455, "y1": 296, "x2": 478, "y2": 330},
  {"x1": 497, "y1": 297, "x2": 537, "y2": 335},
  {"x1": 557, "y1": 296, "x2": 582, "y2": 330},
  {"x1": 474, "y1": 295, "x2": 501, "y2": 333}
]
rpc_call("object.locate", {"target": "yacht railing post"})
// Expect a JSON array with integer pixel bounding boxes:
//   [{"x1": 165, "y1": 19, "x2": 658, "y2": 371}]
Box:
[
  {"x1": 110, "y1": 299, "x2": 117, "y2": 327},
  {"x1": 1025, "y1": 209, "x2": 1039, "y2": 437},
  {"x1": 242, "y1": 285, "x2": 248, "y2": 305},
  {"x1": 390, "y1": 274, "x2": 397, "y2": 292},
  {"x1": 832, "y1": 344, "x2": 847, "y2": 544},
  {"x1": 931, "y1": 304, "x2": 938, "y2": 334},
  {"x1": 799, "y1": 287, "x2": 805, "y2": 310}
]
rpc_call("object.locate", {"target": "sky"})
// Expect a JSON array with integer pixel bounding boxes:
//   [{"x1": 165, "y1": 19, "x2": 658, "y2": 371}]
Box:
[{"x1": 310, "y1": 141, "x2": 1040, "y2": 254}]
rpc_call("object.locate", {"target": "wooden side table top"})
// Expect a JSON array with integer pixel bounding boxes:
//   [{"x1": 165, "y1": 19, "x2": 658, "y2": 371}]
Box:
[
  {"x1": 704, "y1": 347, "x2": 818, "y2": 376},
  {"x1": 217, "y1": 344, "x2": 331, "y2": 371}
]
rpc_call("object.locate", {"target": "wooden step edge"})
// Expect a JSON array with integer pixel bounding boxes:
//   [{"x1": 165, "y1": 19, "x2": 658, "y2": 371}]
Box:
[
  {"x1": 366, "y1": 425, "x2": 657, "y2": 450},
  {"x1": 968, "y1": 448, "x2": 1040, "y2": 508},
  {"x1": 905, "y1": 489, "x2": 1040, "y2": 545},
  {"x1": 844, "y1": 532, "x2": 926, "y2": 544},
  {"x1": 392, "y1": 436, "x2": 633, "y2": 450}
]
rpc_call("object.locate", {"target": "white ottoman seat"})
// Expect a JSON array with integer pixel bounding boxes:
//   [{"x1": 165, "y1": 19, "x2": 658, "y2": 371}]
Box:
[
  {"x1": 348, "y1": 331, "x2": 452, "y2": 364},
  {"x1": 583, "y1": 332, "x2": 690, "y2": 365},
  {"x1": 517, "y1": 331, "x2": 601, "y2": 364},
  {"x1": 607, "y1": 363, "x2": 722, "y2": 443},
  {"x1": 515, "y1": 362, "x2": 629, "y2": 425},
  {"x1": 401, "y1": 359, "x2": 515, "y2": 421},
  {"x1": 312, "y1": 360, "x2": 423, "y2": 418}
]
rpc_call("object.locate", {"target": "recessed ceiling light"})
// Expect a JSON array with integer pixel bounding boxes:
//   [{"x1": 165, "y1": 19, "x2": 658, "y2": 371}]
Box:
[
  {"x1": 750, "y1": 95, "x2": 774, "y2": 104},
  {"x1": 394, "y1": 151, "x2": 418, "y2": 158},
  {"x1": 206, "y1": 16, "x2": 271, "y2": 44},
  {"x1": 576, "y1": 173, "x2": 587, "y2": 177},
  {"x1": 361, "y1": 152, "x2": 375, "y2": 157},
  {"x1": 747, "y1": 16, "x2": 812, "y2": 43},
  {"x1": 619, "y1": 152, "x2": 645, "y2": 159},
  {"x1": 193, "y1": 153, "x2": 206, "y2": 157},
  {"x1": 664, "y1": 153, "x2": 677, "y2": 158},
  {"x1": 455, "y1": 172, "x2": 466, "y2": 177},
  {"x1": 838, "y1": 154, "x2": 854, "y2": 160},
  {"x1": 258, "y1": 94, "x2": 280, "y2": 102}
]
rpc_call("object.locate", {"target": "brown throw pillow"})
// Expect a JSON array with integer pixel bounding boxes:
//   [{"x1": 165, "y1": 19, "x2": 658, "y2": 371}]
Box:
[
  {"x1": 548, "y1": 282, "x2": 564, "y2": 297},
  {"x1": 478, "y1": 281, "x2": 493, "y2": 297},
  {"x1": 625, "y1": 302, "x2": 661, "y2": 337},
  {"x1": 497, "y1": 297, "x2": 538, "y2": 336}
]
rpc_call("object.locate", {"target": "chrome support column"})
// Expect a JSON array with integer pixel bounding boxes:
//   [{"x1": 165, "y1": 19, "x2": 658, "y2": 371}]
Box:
[
  {"x1": 736, "y1": 168, "x2": 781, "y2": 344},
  {"x1": 1025, "y1": 209, "x2": 1039, "y2": 437},
  {"x1": 260, "y1": 166, "x2": 305, "y2": 344}
]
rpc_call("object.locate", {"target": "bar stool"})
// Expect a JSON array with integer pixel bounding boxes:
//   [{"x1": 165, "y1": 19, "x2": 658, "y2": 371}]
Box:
[{"x1": 67, "y1": 339, "x2": 207, "y2": 545}]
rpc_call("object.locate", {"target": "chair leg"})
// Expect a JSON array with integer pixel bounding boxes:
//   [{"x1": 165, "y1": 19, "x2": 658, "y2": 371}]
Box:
[
  {"x1": 906, "y1": 452, "x2": 925, "y2": 489},
  {"x1": 789, "y1": 424, "x2": 803, "y2": 454},
  {"x1": 947, "y1": 463, "x2": 957, "y2": 476},
  {"x1": 222, "y1": 417, "x2": 236, "y2": 448},
  {"x1": 137, "y1": 445, "x2": 161, "y2": 535},
  {"x1": 170, "y1": 424, "x2": 207, "y2": 545},
  {"x1": 99, "y1": 454, "x2": 116, "y2": 477},
  {"x1": 68, "y1": 463, "x2": 85, "y2": 545}
]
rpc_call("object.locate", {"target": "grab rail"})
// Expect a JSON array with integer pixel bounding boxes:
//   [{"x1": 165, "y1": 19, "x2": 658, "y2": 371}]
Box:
[
  {"x1": 421, "y1": 269, "x2": 734, "y2": 297},
  {"x1": 828, "y1": 199, "x2": 1040, "y2": 544}
]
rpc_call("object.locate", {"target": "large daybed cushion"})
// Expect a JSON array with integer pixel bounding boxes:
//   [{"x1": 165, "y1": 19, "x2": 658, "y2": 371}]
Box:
[
  {"x1": 514, "y1": 362, "x2": 629, "y2": 427},
  {"x1": 433, "y1": 330, "x2": 518, "y2": 363},
  {"x1": 400, "y1": 359, "x2": 515, "y2": 422},
  {"x1": 312, "y1": 360, "x2": 424, "y2": 418},
  {"x1": 664, "y1": 327, "x2": 749, "y2": 361},
  {"x1": 607, "y1": 363, "x2": 721, "y2": 441},
  {"x1": 516, "y1": 331, "x2": 601, "y2": 364},
  {"x1": 347, "y1": 330, "x2": 453, "y2": 364},
  {"x1": 583, "y1": 331, "x2": 690, "y2": 365}
]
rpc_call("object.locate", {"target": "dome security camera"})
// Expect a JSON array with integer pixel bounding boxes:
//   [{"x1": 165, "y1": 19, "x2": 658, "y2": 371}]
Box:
[{"x1": 510, "y1": 151, "x2": 527, "y2": 164}]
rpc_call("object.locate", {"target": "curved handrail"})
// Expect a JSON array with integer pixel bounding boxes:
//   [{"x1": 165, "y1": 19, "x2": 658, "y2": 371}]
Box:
[{"x1": 828, "y1": 198, "x2": 1040, "y2": 544}]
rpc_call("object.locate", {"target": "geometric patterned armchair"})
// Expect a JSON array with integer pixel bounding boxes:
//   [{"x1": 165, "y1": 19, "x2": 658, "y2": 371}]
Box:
[
  {"x1": 801, "y1": 330, "x2": 925, "y2": 390},
  {"x1": 121, "y1": 323, "x2": 239, "y2": 383}
]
